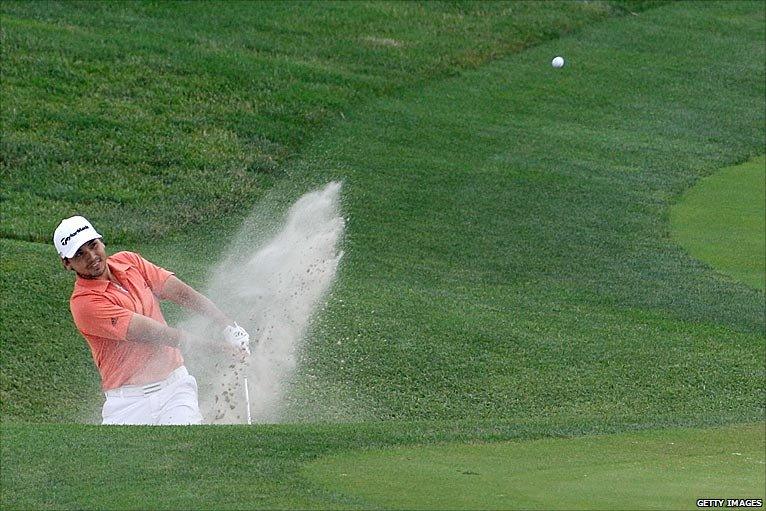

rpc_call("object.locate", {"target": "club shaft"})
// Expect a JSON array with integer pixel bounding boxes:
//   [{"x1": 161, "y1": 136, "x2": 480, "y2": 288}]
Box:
[{"x1": 244, "y1": 376, "x2": 252, "y2": 425}]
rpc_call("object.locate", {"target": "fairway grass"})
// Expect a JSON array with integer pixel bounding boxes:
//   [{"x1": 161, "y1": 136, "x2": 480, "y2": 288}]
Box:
[
  {"x1": 304, "y1": 423, "x2": 766, "y2": 510},
  {"x1": 4, "y1": 421, "x2": 762, "y2": 510},
  {"x1": 670, "y1": 156, "x2": 766, "y2": 291}
]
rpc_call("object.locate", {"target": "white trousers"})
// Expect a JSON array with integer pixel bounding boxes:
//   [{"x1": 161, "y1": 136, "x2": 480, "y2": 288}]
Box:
[{"x1": 101, "y1": 366, "x2": 203, "y2": 425}]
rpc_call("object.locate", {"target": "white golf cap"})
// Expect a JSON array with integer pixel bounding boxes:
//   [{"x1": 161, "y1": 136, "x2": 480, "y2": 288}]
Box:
[{"x1": 53, "y1": 215, "x2": 102, "y2": 259}]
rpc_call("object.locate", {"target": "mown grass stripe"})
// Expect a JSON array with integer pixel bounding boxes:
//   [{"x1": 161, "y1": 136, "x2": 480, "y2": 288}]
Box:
[{"x1": 304, "y1": 423, "x2": 766, "y2": 510}]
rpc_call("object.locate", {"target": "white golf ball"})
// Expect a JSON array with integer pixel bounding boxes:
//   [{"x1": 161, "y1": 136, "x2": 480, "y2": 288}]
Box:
[{"x1": 551, "y1": 56, "x2": 565, "y2": 68}]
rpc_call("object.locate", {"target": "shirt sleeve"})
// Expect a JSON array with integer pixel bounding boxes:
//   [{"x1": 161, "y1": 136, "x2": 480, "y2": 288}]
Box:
[
  {"x1": 71, "y1": 294, "x2": 133, "y2": 341},
  {"x1": 126, "y1": 252, "x2": 175, "y2": 295}
]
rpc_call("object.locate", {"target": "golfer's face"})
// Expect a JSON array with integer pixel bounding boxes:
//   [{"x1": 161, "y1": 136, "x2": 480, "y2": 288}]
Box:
[{"x1": 67, "y1": 239, "x2": 107, "y2": 278}]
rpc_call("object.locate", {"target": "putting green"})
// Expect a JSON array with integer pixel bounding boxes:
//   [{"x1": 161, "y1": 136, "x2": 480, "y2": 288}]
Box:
[
  {"x1": 671, "y1": 156, "x2": 766, "y2": 291},
  {"x1": 304, "y1": 423, "x2": 765, "y2": 510}
]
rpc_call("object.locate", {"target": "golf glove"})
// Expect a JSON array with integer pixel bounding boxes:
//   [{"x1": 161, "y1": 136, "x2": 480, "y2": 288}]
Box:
[{"x1": 223, "y1": 322, "x2": 250, "y2": 355}]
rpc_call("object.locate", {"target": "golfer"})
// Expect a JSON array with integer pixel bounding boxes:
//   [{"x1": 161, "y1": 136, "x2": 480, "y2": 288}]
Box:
[{"x1": 54, "y1": 215, "x2": 249, "y2": 425}]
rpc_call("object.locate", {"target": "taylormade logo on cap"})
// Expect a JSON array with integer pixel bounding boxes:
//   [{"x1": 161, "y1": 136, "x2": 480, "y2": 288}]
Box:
[
  {"x1": 60, "y1": 225, "x2": 90, "y2": 246},
  {"x1": 53, "y1": 216, "x2": 102, "y2": 259}
]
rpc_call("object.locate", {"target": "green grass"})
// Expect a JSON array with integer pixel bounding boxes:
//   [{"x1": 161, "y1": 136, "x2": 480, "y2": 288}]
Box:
[
  {"x1": 1, "y1": 0, "x2": 765, "y2": 509},
  {"x1": 304, "y1": 423, "x2": 766, "y2": 510},
  {"x1": 0, "y1": 0, "x2": 667, "y2": 425},
  {"x1": 1, "y1": 0, "x2": 636, "y2": 243},
  {"x1": 283, "y1": 0, "x2": 765, "y2": 423},
  {"x1": 4, "y1": 420, "x2": 761, "y2": 510},
  {"x1": 670, "y1": 156, "x2": 766, "y2": 291}
]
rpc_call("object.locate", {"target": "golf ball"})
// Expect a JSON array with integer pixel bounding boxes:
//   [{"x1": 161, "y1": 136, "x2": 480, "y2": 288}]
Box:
[{"x1": 551, "y1": 56, "x2": 565, "y2": 68}]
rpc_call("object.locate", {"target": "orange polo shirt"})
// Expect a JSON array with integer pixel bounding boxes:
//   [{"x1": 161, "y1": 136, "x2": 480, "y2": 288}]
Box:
[{"x1": 70, "y1": 251, "x2": 183, "y2": 391}]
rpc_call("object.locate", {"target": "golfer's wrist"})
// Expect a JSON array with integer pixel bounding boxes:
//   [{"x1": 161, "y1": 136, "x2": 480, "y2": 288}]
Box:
[{"x1": 214, "y1": 313, "x2": 234, "y2": 329}]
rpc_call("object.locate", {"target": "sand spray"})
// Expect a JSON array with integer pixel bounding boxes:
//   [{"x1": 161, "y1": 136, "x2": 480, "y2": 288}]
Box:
[{"x1": 181, "y1": 182, "x2": 345, "y2": 423}]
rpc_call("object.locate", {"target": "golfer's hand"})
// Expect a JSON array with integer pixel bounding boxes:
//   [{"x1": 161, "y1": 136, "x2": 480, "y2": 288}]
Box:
[{"x1": 223, "y1": 322, "x2": 250, "y2": 355}]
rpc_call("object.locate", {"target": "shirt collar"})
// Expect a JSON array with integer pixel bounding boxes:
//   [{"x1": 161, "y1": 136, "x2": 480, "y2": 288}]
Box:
[
  {"x1": 109, "y1": 259, "x2": 131, "y2": 273},
  {"x1": 73, "y1": 257, "x2": 131, "y2": 293}
]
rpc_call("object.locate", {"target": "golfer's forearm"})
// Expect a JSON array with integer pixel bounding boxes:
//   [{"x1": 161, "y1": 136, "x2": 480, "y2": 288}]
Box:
[
  {"x1": 126, "y1": 313, "x2": 185, "y2": 348},
  {"x1": 160, "y1": 276, "x2": 232, "y2": 326}
]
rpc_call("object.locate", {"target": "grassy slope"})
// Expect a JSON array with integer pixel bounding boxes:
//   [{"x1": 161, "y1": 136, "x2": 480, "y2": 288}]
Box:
[
  {"x1": 1, "y1": 0, "x2": 639, "y2": 423},
  {"x1": 0, "y1": 0, "x2": 631, "y2": 243},
  {"x1": 671, "y1": 156, "x2": 766, "y2": 291},
  {"x1": 284, "y1": 0, "x2": 766, "y2": 424}
]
